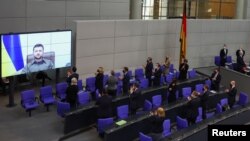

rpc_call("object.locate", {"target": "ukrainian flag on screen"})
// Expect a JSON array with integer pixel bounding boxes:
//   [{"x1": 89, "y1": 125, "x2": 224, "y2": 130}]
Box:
[{"x1": 1, "y1": 34, "x2": 24, "y2": 77}]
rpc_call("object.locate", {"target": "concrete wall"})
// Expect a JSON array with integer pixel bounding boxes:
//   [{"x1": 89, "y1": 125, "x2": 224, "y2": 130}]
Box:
[
  {"x1": 75, "y1": 19, "x2": 250, "y2": 81},
  {"x1": 0, "y1": 0, "x2": 130, "y2": 33}
]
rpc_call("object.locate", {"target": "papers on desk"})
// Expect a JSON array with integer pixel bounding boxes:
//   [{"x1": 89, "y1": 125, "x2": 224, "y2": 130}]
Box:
[
  {"x1": 210, "y1": 90, "x2": 216, "y2": 94},
  {"x1": 115, "y1": 120, "x2": 127, "y2": 126}
]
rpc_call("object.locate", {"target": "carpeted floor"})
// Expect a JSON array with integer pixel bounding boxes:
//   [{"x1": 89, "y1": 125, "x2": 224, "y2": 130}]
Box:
[{"x1": 0, "y1": 81, "x2": 102, "y2": 141}]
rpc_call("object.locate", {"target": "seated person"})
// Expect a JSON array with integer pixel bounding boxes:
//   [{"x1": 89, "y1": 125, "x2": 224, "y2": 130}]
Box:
[
  {"x1": 22, "y1": 44, "x2": 54, "y2": 73},
  {"x1": 95, "y1": 89, "x2": 113, "y2": 118}
]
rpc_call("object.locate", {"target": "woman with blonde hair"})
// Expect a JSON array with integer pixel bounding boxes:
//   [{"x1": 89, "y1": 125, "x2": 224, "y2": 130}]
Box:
[
  {"x1": 151, "y1": 107, "x2": 166, "y2": 134},
  {"x1": 150, "y1": 107, "x2": 166, "y2": 139}
]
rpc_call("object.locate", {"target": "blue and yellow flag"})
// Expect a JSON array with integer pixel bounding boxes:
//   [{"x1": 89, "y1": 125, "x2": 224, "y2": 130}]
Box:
[{"x1": 1, "y1": 34, "x2": 24, "y2": 77}]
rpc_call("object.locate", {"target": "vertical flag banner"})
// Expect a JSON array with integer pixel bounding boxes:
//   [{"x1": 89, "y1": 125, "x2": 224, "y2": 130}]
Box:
[
  {"x1": 2, "y1": 34, "x2": 24, "y2": 76},
  {"x1": 179, "y1": 0, "x2": 187, "y2": 64}
]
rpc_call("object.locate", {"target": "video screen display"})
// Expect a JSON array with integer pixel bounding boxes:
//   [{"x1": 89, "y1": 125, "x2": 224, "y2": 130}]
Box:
[{"x1": 1, "y1": 30, "x2": 72, "y2": 77}]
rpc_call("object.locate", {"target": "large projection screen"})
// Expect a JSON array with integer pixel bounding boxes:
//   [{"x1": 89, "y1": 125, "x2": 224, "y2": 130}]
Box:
[{"x1": 1, "y1": 30, "x2": 72, "y2": 77}]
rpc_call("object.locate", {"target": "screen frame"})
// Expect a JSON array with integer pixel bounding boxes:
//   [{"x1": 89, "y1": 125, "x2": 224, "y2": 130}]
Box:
[{"x1": 0, "y1": 29, "x2": 72, "y2": 78}]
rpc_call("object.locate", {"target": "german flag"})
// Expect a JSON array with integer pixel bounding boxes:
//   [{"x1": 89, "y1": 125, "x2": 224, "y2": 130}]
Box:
[{"x1": 179, "y1": 0, "x2": 187, "y2": 64}]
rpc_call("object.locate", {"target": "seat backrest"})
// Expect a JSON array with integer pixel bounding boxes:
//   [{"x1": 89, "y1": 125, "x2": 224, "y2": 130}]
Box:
[
  {"x1": 56, "y1": 82, "x2": 68, "y2": 99},
  {"x1": 21, "y1": 90, "x2": 36, "y2": 104},
  {"x1": 86, "y1": 77, "x2": 96, "y2": 92},
  {"x1": 176, "y1": 116, "x2": 188, "y2": 130},
  {"x1": 144, "y1": 100, "x2": 152, "y2": 111},
  {"x1": 205, "y1": 79, "x2": 211, "y2": 89},
  {"x1": 152, "y1": 95, "x2": 162, "y2": 108},
  {"x1": 78, "y1": 91, "x2": 90, "y2": 106},
  {"x1": 57, "y1": 101, "x2": 70, "y2": 117},
  {"x1": 196, "y1": 107, "x2": 203, "y2": 123},
  {"x1": 238, "y1": 92, "x2": 248, "y2": 106},
  {"x1": 40, "y1": 85, "x2": 53, "y2": 99},
  {"x1": 188, "y1": 69, "x2": 196, "y2": 79},
  {"x1": 195, "y1": 84, "x2": 203, "y2": 94},
  {"x1": 77, "y1": 79, "x2": 83, "y2": 91},
  {"x1": 115, "y1": 72, "x2": 121, "y2": 78},
  {"x1": 169, "y1": 64, "x2": 174, "y2": 73},
  {"x1": 117, "y1": 105, "x2": 129, "y2": 119},
  {"x1": 182, "y1": 87, "x2": 192, "y2": 98},
  {"x1": 227, "y1": 56, "x2": 232, "y2": 63},
  {"x1": 162, "y1": 119, "x2": 171, "y2": 137},
  {"x1": 165, "y1": 74, "x2": 173, "y2": 84},
  {"x1": 139, "y1": 132, "x2": 153, "y2": 141},
  {"x1": 214, "y1": 56, "x2": 220, "y2": 66},
  {"x1": 27, "y1": 51, "x2": 55, "y2": 64},
  {"x1": 220, "y1": 98, "x2": 228, "y2": 107},
  {"x1": 140, "y1": 78, "x2": 149, "y2": 89},
  {"x1": 216, "y1": 103, "x2": 222, "y2": 113},
  {"x1": 97, "y1": 118, "x2": 114, "y2": 134},
  {"x1": 135, "y1": 68, "x2": 144, "y2": 80},
  {"x1": 103, "y1": 74, "x2": 109, "y2": 87}
]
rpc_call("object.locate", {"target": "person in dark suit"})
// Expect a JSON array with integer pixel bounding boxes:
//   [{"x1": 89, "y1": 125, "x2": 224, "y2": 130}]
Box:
[
  {"x1": 179, "y1": 58, "x2": 189, "y2": 80},
  {"x1": 66, "y1": 78, "x2": 79, "y2": 109},
  {"x1": 95, "y1": 67, "x2": 104, "y2": 94},
  {"x1": 121, "y1": 67, "x2": 130, "y2": 94},
  {"x1": 153, "y1": 63, "x2": 162, "y2": 87},
  {"x1": 66, "y1": 66, "x2": 79, "y2": 85},
  {"x1": 95, "y1": 89, "x2": 113, "y2": 118},
  {"x1": 144, "y1": 57, "x2": 153, "y2": 87},
  {"x1": 236, "y1": 48, "x2": 247, "y2": 73},
  {"x1": 167, "y1": 79, "x2": 177, "y2": 104},
  {"x1": 129, "y1": 83, "x2": 144, "y2": 115},
  {"x1": 150, "y1": 107, "x2": 166, "y2": 140},
  {"x1": 186, "y1": 91, "x2": 200, "y2": 125},
  {"x1": 199, "y1": 85, "x2": 209, "y2": 119},
  {"x1": 225, "y1": 80, "x2": 237, "y2": 108},
  {"x1": 220, "y1": 44, "x2": 228, "y2": 67},
  {"x1": 210, "y1": 68, "x2": 221, "y2": 91}
]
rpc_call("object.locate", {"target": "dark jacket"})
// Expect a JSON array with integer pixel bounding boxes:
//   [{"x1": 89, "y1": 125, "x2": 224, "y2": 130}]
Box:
[
  {"x1": 129, "y1": 88, "x2": 143, "y2": 111},
  {"x1": 186, "y1": 97, "x2": 200, "y2": 124},
  {"x1": 153, "y1": 68, "x2": 162, "y2": 87},
  {"x1": 151, "y1": 116, "x2": 165, "y2": 133},
  {"x1": 179, "y1": 63, "x2": 189, "y2": 80},
  {"x1": 228, "y1": 87, "x2": 237, "y2": 108},
  {"x1": 200, "y1": 91, "x2": 209, "y2": 109},
  {"x1": 96, "y1": 95, "x2": 113, "y2": 118},
  {"x1": 220, "y1": 48, "x2": 228, "y2": 66},
  {"x1": 122, "y1": 72, "x2": 130, "y2": 94},
  {"x1": 210, "y1": 71, "x2": 221, "y2": 91},
  {"x1": 95, "y1": 73, "x2": 104, "y2": 92},
  {"x1": 145, "y1": 62, "x2": 153, "y2": 78},
  {"x1": 66, "y1": 85, "x2": 78, "y2": 107},
  {"x1": 168, "y1": 82, "x2": 177, "y2": 103}
]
